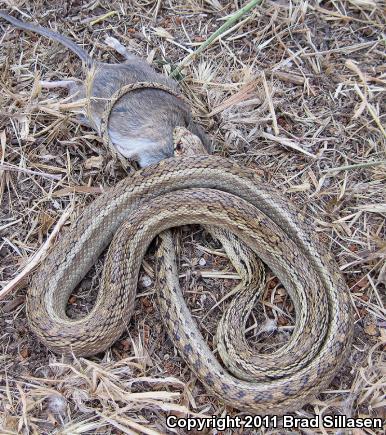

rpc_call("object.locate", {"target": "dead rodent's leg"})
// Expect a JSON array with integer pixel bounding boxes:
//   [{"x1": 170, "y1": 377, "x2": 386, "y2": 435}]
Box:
[
  {"x1": 105, "y1": 36, "x2": 137, "y2": 62},
  {"x1": 40, "y1": 79, "x2": 90, "y2": 126},
  {"x1": 40, "y1": 79, "x2": 84, "y2": 98}
]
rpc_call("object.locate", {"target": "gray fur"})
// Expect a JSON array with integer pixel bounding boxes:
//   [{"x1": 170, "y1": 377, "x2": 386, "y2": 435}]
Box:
[{"x1": 0, "y1": 11, "x2": 210, "y2": 166}]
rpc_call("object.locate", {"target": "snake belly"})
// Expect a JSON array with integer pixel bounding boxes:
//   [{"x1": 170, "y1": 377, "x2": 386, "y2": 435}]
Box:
[{"x1": 27, "y1": 155, "x2": 352, "y2": 414}]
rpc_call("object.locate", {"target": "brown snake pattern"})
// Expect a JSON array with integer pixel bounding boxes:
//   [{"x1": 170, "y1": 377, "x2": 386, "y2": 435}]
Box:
[{"x1": 27, "y1": 137, "x2": 353, "y2": 413}]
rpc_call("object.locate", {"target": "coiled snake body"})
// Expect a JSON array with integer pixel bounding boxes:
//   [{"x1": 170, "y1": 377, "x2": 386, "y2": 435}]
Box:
[{"x1": 27, "y1": 129, "x2": 352, "y2": 414}]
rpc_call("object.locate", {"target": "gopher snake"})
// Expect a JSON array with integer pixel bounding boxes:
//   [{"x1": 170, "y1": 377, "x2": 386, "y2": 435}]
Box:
[{"x1": 27, "y1": 94, "x2": 352, "y2": 414}]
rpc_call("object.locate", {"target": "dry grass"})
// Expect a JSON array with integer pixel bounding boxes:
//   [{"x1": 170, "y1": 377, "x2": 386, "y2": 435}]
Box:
[{"x1": 0, "y1": 0, "x2": 385, "y2": 433}]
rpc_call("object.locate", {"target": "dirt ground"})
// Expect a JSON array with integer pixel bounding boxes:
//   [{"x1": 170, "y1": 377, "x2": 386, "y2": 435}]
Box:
[{"x1": 0, "y1": 0, "x2": 385, "y2": 434}]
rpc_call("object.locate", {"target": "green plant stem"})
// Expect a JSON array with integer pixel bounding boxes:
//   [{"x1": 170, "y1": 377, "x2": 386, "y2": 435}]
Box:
[{"x1": 170, "y1": 0, "x2": 263, "y2": 78}]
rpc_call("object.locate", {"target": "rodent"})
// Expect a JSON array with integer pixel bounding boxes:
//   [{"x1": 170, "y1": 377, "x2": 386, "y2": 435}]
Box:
[{"x1": 0, "y1": 11, "x2": 210, "y2": 167}]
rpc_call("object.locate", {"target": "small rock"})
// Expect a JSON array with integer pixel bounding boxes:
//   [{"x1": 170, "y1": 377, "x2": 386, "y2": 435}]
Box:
[
  {"x1": 141, "y1": 275, "x2": 152, "y2": 287},
  {"x1": 84, "y1": 155, "x2": 103, "y2": 169},
  {"x1": 364, "y1": 323, "x2": 378, "y2": 336},
  {"x1": 199, "y1": 257, "x2": 206, "y2": 266},
  {"x1": 47, "y1": 394, "x2": 67, "y2": 417}
]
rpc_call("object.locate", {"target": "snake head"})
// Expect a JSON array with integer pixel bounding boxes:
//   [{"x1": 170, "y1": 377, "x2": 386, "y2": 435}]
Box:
[{"x1": 173, "y1": 126, "x2": 209, "y2": 157}]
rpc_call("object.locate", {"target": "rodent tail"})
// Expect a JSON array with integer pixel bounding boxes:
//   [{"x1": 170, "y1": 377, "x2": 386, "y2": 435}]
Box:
[{"x1": 0, "y1": 11, "x2": 93, "y2": 67}]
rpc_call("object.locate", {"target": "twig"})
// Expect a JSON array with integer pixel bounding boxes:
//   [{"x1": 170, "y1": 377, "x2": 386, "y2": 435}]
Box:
[
  {"x1": 261, "y1": 71, "x2": 279, "y2": 135},
  {"x1": 301, "y1": 40, "x2": 381, "y2": 57},
  {"x1": 89, "y1": 11, "x2": 117, "y2": 26},
  {"x1": 0, "y1": 204, "x2": 74, "y2": 300},
  {"x1": 207, "y1": 77, "x2": 259, "y2": 117},
  {"x1": 323, "y1": 160, "x2": 386, "y2": 174},
  {"x1": 353, "y1": 84, "x2": 386, "y2": 141},
  {"x1": 272, "y1": 70, "x2": 305, "y2": 85},
  {"x1": 345, "y1": 59, "x2": 386, "y2": 143},
  {"x1": 152, "y1": 0, "x2": 162, "y2": 21},
  {"x1": 0, "y1": 218, "x2": 22, "y2": 232},
  {"x1": 170, "y1": 0, "x2": 263, "y2": 78},
  {"x1": 261, "y1": 131, "x2": 317, "y2": 159},
  {"x1": 0, "y1": 163, "x2": 62, "y2": 180}
]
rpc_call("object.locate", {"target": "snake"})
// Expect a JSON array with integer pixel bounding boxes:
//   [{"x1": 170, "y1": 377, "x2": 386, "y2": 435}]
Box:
[{"x1": 26, "y1": 85, "x2": 353, "y2": 414}]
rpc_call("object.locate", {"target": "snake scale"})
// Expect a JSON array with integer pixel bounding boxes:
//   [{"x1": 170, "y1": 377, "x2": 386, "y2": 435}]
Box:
[{"x1": 27, "y1": 126, "x2": 352, "y2": 414}]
